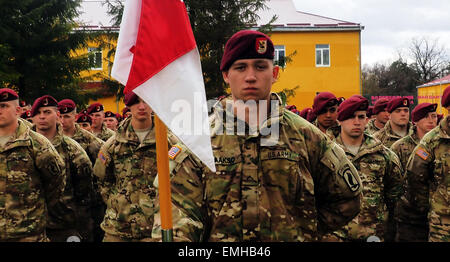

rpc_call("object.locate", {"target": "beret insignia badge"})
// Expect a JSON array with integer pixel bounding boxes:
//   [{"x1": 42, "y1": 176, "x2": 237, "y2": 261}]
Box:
[{"x1": 256, "y1": 38, "x2": 267, "y2": 54}]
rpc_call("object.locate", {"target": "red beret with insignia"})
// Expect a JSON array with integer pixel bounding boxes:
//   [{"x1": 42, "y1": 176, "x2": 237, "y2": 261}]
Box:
[
  {"x1": 337, "y1": 95, "x2": 369, "y2": 121},
  {"x1": 20, "y1": 110, "x2": 32, "y2": 119},
  {"x1": 58, "y1": 99, "x2": 76, "y2": 114},
  {"x1": 312, "y1": 92, "x2": 338, "y2": 115},
  {"x1": 31, "y1": 95, "x2": 58, "y2": 117},
  {"x1": 76, "y1": 113, "x2": 92, "y2": 124},
  {"x1": 124, "y1": 91, "x2": 140, "y2": 107},
  {"x1": 411, "y1": 103, "x2": 437, "y2": 123},
  {"x1": 372, "y1": 98, "x2": 389, "y2": 115},
  {"x1": 442, "y1": 85, "x2": 450, "y2": 108},
  {"x1": 19, "y1": 100, "x2": 28, "y2": 107},
  {"x1": 386, "y1": 97, "x2": 410, "y2": 113},
  {"x1": 86, "y1": 103, "x2": 104, "y2": 115},
  {"x1": 104, "y1": 111, "x2": 117, "y2": 119},
  {"x1": 220, "y1": 30, "x2": 275, "y2": 71},
  {"x1": 0, "y1": 88, "x2": 19, "y2": 102}
]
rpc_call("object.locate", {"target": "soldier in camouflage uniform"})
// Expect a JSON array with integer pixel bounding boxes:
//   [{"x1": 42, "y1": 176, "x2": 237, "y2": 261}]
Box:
[
  {"x1": 76, "y1": 112, "x2": 93, "y2": 133},
  {"x1": 396, "y1": 86, "x2": 450, "y2": 242},
  {"x1": 322, "y1": 95, "x2": 404, "y2": 242},
  {"x1": 32, "y1": 95, "x2": 95, "y2": 242},
  {"x1": 93, "y1": 92, "x2": 163, "y2": 242},
  {"x1": 0, "y1": 89, "x2": 66, "y2": 242},
  {"x1": 58, "y1": 99, "x2": 106, "y2": 242},
  {"x1": 87, "y1": 102, "x2": 115, "y2": 142},
  {"x1": 391, "y1": 103, "x2": 438, "y2": 171},
  {"x1": 311, "y1": 92, "x2": 340, "y2": 134},
  {"x1": 366, "y1": 98, "x2": 389, "y2": 135},
  {"x1": 374, "y1": 97, "x2": 414, "y2": 148},
  {"x1": 153, "y1": 30, "x2": 362, "y2": 242}
]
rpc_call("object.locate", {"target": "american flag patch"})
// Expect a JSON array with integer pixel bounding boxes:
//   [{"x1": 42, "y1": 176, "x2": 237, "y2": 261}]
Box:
[
  {"x1": 416, "y1": 147, "x2": 429, "y2": 161},
  {"x1": 168, "y1": 145, "x2": 182, "y2": 160},
  {"x1": 98, "y1": 151, "x2": 107, "y2": 164}
]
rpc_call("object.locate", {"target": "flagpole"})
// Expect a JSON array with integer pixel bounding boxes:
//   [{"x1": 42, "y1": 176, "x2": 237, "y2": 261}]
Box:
[{"x1": 154, "y1": 114, "x2": 173, "y2": 242}]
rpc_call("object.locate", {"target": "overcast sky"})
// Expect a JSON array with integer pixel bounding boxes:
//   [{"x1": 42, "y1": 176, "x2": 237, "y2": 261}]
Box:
[
  {"x1": 292, "y1": 0, "x2": 450, "y2": 67},
  {"x1": 79, "y1": 0, "x2": 450, "y2": 67}
]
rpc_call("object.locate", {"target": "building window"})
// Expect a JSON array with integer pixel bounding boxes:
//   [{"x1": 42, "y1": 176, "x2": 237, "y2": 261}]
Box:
[
  {"x1": 88, "y1": 47, "x2": 102, "y2": 69},
  {"x1": 315, "y1": 44, "x2": 330, "y2": 67},
  {"x1": 274, "y1": 45, "x2": 286, "y2": 67}
]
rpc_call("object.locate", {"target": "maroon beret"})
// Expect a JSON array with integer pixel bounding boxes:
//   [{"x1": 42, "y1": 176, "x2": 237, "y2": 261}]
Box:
[
  {"x1": 386, "y1": 97, "x2": 410, "y2": 113},
  {"x1": 372, "y1": 98, "x2": 390, "y2": 115},
  {"x1": 307, "y1": 110, "x2": 317, "y2": 123},
  {"x1": 220, "y1": 30, "x2": 275, "y2": 71},
  {"x1": 86, "y1": 103, "x2": 104, "y2": 115},
  {"x1": 104, "y1": 111, "x2": 117, "y2": 119},
  {"x1": 31, "y1": 95, "x2": 58, "y2": 117},
  {"x1": 442, "y1": 85, "x2": 450, "y2": 108},
  {"x1": 76, "y1": 113, "x2": 92, "y2": 124},
  {"x1": 312, "y1": 92, "x2": 338, "y2": 115},
  {"x1": 124, "y1": 91, "x2": 140, "y2": 107},
  {"x1": 122, "y1": 107, "x2": 130, "y2": 115},
  {"x1": 58, "y1": 99, "x2": 76, "y2": 114},
  {"x1": 20, "y1": 110, "x2": 32, "y2": 119},
  {"x1": 19, "y1": 100, "x2": 27, "y2": 107},
  {"x1": 299, "y1": 107, "x2": 312, "y2": 120},
  {"x1": 0, "y1": 88, "x2": 19, "y2": 102},
  {"x1": 337, "y1": 95, "x2": 369, "y2": 121},
  {"x1": 411, "y1": 103, "x2": 437, "y2": 123}
]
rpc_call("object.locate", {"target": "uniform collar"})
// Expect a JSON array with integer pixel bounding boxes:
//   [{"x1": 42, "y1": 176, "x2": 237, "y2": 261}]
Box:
[
  {"x1": 0, "y1": 119, "x2": 32, "y2": 152},
  {"x1": 115, "y1": 117, "x2": 155, "y2": 145}
]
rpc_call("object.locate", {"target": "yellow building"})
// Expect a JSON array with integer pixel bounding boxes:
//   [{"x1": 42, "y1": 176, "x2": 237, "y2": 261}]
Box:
[
  {"x1": 78, "y1": 0, "x2": 363, "y2": 113},
  {"x1": 417, "y1": 74, "x2": 450, "y2": 116}
]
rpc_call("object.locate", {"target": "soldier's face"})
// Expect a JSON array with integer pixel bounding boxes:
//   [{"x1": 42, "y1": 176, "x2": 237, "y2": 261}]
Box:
[
  {"x1": 104, "y1": 117, "x2": 118, "y2": 130},
  {"x1": 415, "y1": 112, "x2": 437, "y2": 134},
  {"x1": 60, "y1": 112, "x2": 76, "y2": 131},
  {"x1": 34, "y1": 107, "x2": 59, "y2": 131},
  {"x1": 317, "y1": 105, "x2": 338, "y2": 128},
  {"x1": 0, "y1": 101, "x2": 20, "y2": 128},
  {"x1": 340, "y1": 111, "x2": 367, "y2": 138},
  {"x1": 222, "y1": 59, "x2": 279, "y2": 103},
  {"x1": 376, "y1": 110, "x2": 390, "y2": 125},
  {"x1": 390, "y1": 107, "x2": 409, "y2": 126},
  {"x1": 90, "y1": 112, "x2": 104, "y2": 129},
  {"x1": 129, "y1": 98, "x2": 152, "y2": 122}
]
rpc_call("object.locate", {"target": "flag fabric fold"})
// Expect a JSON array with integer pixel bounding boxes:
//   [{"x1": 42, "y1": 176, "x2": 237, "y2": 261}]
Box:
[{"x1": 112, "y1": 0, "x2": 216, "y2": 172}]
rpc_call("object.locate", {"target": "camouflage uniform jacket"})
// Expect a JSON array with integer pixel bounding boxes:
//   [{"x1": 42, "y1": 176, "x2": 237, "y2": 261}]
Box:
[
  {"x1": 390, "y1": 126, "x2": 420, "y2": 171},
  {"x1": 366, "y1": 118, "x2": 383, "y2": 135},
  {"x1": 373, "y1": 120, "x2": 414, "y2": 148},
  {"x1": 72, "y1": 123, "x2": 104, "y2": 164},
  {"x1": 312, "y1": 118, "x2": 339, "y2": 135},
  {"x1": 0, "y1": 119, "x2": 66, "y2": 240},
  {"x1": 93, "y1": 117, "x2": 159, "y2": 240},
  {"x1": 33, "y1": 124, "x2": 94, "y2": 235},
  {"x1": 325, "y1": 130, "x2": 404, "y2": 241},
  {"x1": 161, "y1": 94, "x2": 362, "y2": 242},
  {"x1": 95, "y1": 123, "x2": 115, "y2": 142},
  {"x1": 397, "y1": 115, "x2": 450, "y2": 242}
]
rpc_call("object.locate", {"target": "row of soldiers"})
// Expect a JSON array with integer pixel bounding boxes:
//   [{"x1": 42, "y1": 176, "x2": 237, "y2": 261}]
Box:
[{"x1": 1, "y1": 29, "x2": 449, "y2": 242}]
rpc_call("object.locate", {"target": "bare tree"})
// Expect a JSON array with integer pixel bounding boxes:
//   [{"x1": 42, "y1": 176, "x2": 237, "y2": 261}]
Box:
[{"x1": 409, "y1": 37, "x2": 449, "y2": 83}]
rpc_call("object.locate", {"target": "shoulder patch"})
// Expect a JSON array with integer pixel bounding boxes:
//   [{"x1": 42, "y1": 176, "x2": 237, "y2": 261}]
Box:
[
  {"x1": 416, "y1": 147, "x2": 429, "y2": 161},
  {"x1": 168, "y1": 145, "x2": 182, "y2": 160},
  {"x1": 340, "y1": 164, "x2": 360, "y2": 192},
  {"x1": 98, "y1": 151, "x2": 107, "y2": 164}
]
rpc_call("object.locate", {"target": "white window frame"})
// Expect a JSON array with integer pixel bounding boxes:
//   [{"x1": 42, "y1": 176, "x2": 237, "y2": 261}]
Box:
[
  {"x1": 88, "y1": 47, "x2": 103, "y2": 70},
  {"x1": 315, "y1": 44, "x2": 330, "y2": 67},
  {"x1": 274, "y1": 45, "x2": 286, "y2": 68}
]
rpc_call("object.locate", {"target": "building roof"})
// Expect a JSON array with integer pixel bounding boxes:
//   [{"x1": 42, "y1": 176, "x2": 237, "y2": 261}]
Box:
[
  {"x1": 417, "y1": 74, "x2": 450, "y2": 88},
  {"x1": 76, "y1": 0, "x2": 363, "y2": 32}
]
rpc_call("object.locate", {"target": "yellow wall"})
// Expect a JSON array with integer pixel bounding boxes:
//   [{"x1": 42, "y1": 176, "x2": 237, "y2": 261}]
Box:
[
  {"x1": 418, "y1": 84, "x2": 449, "y2": 116},
  {"x1": 270, "y1": 30, "x2": 361, "y2": 109}
]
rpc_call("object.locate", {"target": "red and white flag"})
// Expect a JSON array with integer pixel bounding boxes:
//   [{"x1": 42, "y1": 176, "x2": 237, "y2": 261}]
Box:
[{"x1": 112, "y1": 0, "x2": 215, "y2": 172}]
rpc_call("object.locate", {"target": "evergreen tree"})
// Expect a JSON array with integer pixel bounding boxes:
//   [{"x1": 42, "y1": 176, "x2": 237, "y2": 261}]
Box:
[{"x1": 0, "y1": 0, "x2": 91, "y2": 105}]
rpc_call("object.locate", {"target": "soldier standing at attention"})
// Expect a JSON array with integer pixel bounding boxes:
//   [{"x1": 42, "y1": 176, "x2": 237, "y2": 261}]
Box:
[
  {"x1": 32, "y1": 95, "x2": 95, "y2": 242},
  {"x1": 76, "y1": 112, "x2": 94, "y2": 133},
  {"x1": 104, "y1": 111, "x2": 119, "y2": 131},
  {"x1": 0, "y1": 89, "x2": 66, "y2": 242},
  {"x1": 322, "y1": 95, "x2": 404, "y2": 242},
  {"x1": 87, "y1": 102, "x2": 115, "y2": 142},
  {"x1": 93, "y1": 92, "x2": 161, "y2": 242},
  {"x1": 58, "y1": 99, "x2": 106, "y2": 242},
  {"x1": 366, "y1": 98, "x2": 390, "y2": 135},
  {"x1": 156, "y1": 30, "x2": 362, "y2": 242},
  {"x1": 374, "y1": 97, "x2": 414, "y2": 148},
  {"x1": 391, "y1": 103, "x2": 438, "y2": 171},
  {"x1": 396, "y1": 86, "x2": 450, "y2": 242},
  {"x1": 311, "y1": 92, "x2": 340, "y2": 133}
]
